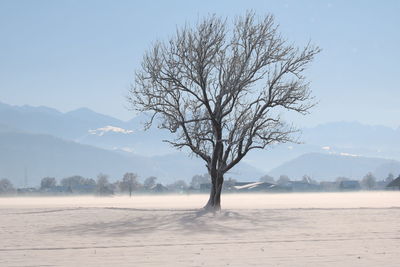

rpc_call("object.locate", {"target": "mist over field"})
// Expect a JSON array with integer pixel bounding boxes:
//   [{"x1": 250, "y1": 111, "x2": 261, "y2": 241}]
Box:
[{"x1": 2, "y1": 192, "x2": 399, "y2": 209}]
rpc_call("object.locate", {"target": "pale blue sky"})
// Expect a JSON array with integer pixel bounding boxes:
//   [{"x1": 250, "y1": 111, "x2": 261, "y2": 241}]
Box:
[{"x1": 0, "y1": 0, "x2": 399, "y2": 127}]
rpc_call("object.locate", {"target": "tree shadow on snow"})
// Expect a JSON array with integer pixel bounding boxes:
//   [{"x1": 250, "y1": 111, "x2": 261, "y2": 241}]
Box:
[{"x1": 46, "y1": 207, "x2": 298, "y2": 237}]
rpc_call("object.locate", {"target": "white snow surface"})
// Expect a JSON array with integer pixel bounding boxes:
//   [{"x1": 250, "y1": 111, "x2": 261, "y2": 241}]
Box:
[{"x1": 1, "y1": 192, "x2": 399, "y2": 266}]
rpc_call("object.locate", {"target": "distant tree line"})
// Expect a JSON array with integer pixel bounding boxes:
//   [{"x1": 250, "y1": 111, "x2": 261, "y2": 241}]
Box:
[
  {"x1": 0, "y1": 173, "x2": 188, "y2": 196},
  {"x1": 0, "y1": 172, "x2": 398, "y2": 196},
  {"x1": 258, "y1": 172, "x2": 397, "y2": 191}
]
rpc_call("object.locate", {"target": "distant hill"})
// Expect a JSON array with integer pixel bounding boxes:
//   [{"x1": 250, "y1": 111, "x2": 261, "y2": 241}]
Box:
[
  {"x1": 0, "y1": 102, "x2": 173, "y2": 155},
  {"x1": 302, "y1": 121, "x2": 400, "y2": 160},
  {"x1": 1, "y1": 101, "x2": 400, "y2": 177},
  {"x1": 0, "y1": 102, "x2": 125, "y2": 139},
  {"x1": 0, "y1": 129, "x2": 263, "y2": 187},
  {"x1": 268, "y1": 153, "x2": 400, "y2": 181},
  {"x1": 0, "y1": 130, "x2": 150, "y2": 187},
  {"x1": 243, "y1": 121, "x2": 400, "y2": 172}
]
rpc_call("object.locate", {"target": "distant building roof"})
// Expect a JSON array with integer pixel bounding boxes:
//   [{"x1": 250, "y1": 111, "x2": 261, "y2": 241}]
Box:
[
  {"x1": 150, "y1": 183, "x2": 168, "y2": 192},
  {"x1": 233, "y1": 182, "x2": 274, "y2": 191}
]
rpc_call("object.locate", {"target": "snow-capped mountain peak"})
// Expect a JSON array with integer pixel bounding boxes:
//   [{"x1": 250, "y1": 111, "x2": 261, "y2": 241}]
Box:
[{"x1": 88, "y1": 126, "x2": 134, "y2": 136}]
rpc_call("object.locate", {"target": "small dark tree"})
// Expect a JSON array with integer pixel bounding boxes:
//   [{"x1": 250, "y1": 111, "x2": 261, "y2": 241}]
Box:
[
  {"x1": 96, "y1": 174, "x2": 114, "y2": 195},
  {"x1": 129, "y1": 12, "x2": 320, "y2": 210},
  {"x1": 40, "y1": 177, "x2": 57, "y2": 190},
  {"x1": 61, "y1": 175, "x2": 84, "y2": 192},
  {"x1": 361, "y1": 172, "x2": 376, "y2": 190},
  {"x1": 60, "y1": 176, "x2": 95, "y2": 193},
  {"x1": 0, "y1": 178, "x2": 15, "y2": 194},
  {"x1": 119, "y1": 172, "x2": 139, "y2": 197}
]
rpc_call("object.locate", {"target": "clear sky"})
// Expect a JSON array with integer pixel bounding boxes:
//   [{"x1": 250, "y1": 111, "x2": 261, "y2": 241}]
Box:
[{"x1": 0, "y1": 0, "x2": 399, "y2": 128}]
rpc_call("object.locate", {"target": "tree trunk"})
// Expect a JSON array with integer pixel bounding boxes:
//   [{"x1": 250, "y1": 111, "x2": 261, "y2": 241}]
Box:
[{"x1": 204, "y1": 173, "x2": 223, "y2": 211}]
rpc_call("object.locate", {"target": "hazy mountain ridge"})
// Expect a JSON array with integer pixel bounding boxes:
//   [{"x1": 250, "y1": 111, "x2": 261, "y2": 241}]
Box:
[
  {"x1": 302, "y1": 121, "x2": 400, "y2": 159},
  {"x1": 0, "y1": 102, "x2": 125, "y2": 140},
  {"x1": 1, "y1": 101, "x2": 399, "y2": 184},
  {"x1": 0, "y1": 102, "x2": 173, "y2": 155},
  {"x1": 0, "y1": 130, "x2": 150, "y2": 187},
  {"x1": 0, "y1": 127, "x2": 263, "y2": 186},
  {"x1": 1, "y1": 101, "x2": 399, "y2": 160},
  {"x1": 246, "y1": 122, "x2": 400, "y2": 172}
]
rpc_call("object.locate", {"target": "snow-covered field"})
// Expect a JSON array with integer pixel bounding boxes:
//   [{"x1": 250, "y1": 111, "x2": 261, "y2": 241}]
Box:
[{"x1": 1, "y1": 192, "x2": 400, "y2": 266}]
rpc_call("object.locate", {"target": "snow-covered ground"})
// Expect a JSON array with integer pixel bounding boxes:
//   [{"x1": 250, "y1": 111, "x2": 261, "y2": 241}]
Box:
[{"x1": 1, "y1": 192, "x2": 399, "y2": 266}]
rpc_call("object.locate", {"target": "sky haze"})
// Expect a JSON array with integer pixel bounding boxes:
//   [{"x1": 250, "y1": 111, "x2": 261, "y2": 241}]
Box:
[{"x1": 0, "y1": 0, "x2": 399, "y2": 128}]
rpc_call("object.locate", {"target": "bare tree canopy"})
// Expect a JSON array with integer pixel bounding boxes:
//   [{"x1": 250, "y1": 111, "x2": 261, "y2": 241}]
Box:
[
  {"x1": 129, "y1": 11, "x2": 320, "y2": 210},
  {"x1": 120, "y1": 172, "x2": 140, "y2": 197},
  {"x1": 40, "y1": 177, "x2": 57, "y2": 190}
]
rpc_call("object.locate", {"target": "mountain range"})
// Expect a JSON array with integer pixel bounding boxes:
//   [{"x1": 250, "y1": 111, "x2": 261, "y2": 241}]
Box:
[
  {"x1": 0, "y1": 102, "x2": 264, "y2": 186},
  {"x1": 0, "y1": 101, "x2": 399, "y2": 186}
]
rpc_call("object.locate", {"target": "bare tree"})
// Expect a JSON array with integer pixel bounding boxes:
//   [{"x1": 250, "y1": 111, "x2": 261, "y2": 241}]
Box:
[
  {"x1": 361, "y1": 172, "x2": 376, "y2": 190},
  {"x1": 120, "y1": 172, "x2": 140, "y2": 197},
  {"x1": 61, "y1": 175, "x2": 96, "y2": 193},
  {"x1": 96, "y1": 173, "x2": 114, "y2": 195},
  {"x1": 0, "y1": 178, "x2": 15, "y2": 194},
  {"x1": 129, "y1": 12, "x2": 320, "y2": 210},
  {"x1": 40, "y1": 177, "x2": 57, "y2": 190}
]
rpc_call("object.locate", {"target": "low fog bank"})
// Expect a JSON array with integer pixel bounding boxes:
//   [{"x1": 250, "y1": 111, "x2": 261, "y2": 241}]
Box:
[
  {"x1": 1, "y1": 192, "x2": 399, "y2": 210},
  {"x1": 2, "y1": 192, "x2": 400, "y2": 266}
]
